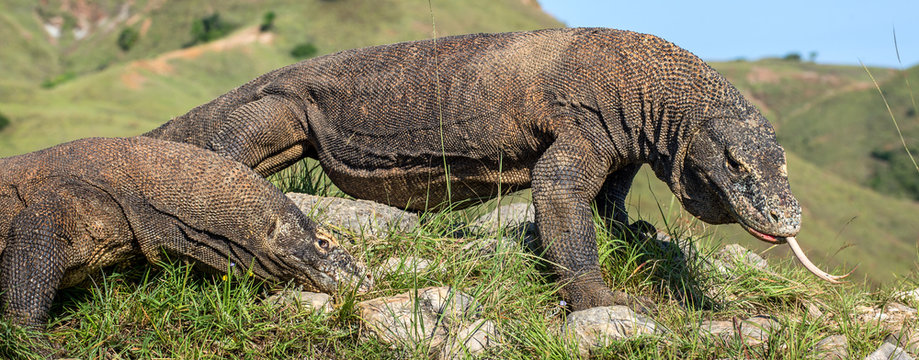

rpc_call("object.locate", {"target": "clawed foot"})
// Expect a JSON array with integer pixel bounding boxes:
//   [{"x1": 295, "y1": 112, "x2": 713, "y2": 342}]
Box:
[
  {"x1": 611, "y1": 220, "x2": 657, "y2": 243},
  {"x1": 609, "y1": 290, "x2": 657, "y2": 315},
  {"x1": 561, "y1": 280, "x2": 657, "y2": 315}
]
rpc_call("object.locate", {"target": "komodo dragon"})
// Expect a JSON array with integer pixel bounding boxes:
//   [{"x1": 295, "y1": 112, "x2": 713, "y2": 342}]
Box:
[
  {"x1": 144, "y1": 28, "x2": 844, "y2": 311},
  {"x1": 0, "y1": 137, "x2": 371, "y2": 328}
]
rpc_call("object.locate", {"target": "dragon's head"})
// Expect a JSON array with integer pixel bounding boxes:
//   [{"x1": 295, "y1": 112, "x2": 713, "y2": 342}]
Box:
[
  {"x1": 646, "y1": 59, "x2": 851, "y2": 283},
  {"x1": 269, "y1": 210, "x2": 373, "y2": 294},
  {"x1": 671, "y1": 88, "x2": 801, "y2": 243}
]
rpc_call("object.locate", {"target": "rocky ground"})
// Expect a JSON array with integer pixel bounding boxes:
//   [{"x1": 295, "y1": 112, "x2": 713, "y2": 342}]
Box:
[{"x1": 280, "y1": 193, "x2": 919, "y2": 359}]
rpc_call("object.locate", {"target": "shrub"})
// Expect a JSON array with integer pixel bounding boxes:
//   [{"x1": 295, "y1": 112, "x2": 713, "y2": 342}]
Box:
[
  {"x1": 117, "y1": 27, "x2": 139, "y2": 51},
  {"x1": 783, "y1": 52, "x2": 802, "y2": 62},
  {"x1": 0, "y1": 112, "x2": 9, "y2": 131},
  {"x1": 290, "y1": 42, "x2": 318, "y2": 59},
  {"x1": 41, "y1": 72, "x2": 77, "y2": 89},
  {"x1": 260, "y1": 11, "x2": 276, "y2": 32},
  {"x1": 869, "y1": 149, "x2": 919, "y2": 200},
  {"x1": 187, "y1": 13, "x2": 235, "y2": 47}
]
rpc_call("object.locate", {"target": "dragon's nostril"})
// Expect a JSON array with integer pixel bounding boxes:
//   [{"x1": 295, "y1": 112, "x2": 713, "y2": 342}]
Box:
[{"x1": 769, "y1": 209, "x2": 780, "y2": 223}]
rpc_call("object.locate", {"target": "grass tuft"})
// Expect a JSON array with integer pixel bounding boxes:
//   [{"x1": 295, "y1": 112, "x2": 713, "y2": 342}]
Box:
[{"x1": 269, "y1": 159, "x2": 343, "y2": 197}]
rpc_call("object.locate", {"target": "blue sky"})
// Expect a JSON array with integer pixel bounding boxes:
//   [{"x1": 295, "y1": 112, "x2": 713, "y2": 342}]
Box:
[{"x1": 538, "y1": 0, "x2": 918, "y2": 68}]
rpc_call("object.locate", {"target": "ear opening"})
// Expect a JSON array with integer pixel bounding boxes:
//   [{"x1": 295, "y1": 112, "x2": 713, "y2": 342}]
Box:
[{"x1": 267, "y1": 217, "x2": 280, "y2": 241}]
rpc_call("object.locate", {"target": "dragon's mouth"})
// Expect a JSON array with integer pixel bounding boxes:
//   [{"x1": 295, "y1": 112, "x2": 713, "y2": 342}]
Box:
[
  {"x1": 728, "y1": 206, "x2": 789, "y2": 244},
  {"x1": 740, "y1": 223, "x2": 786, "y2": 244}
]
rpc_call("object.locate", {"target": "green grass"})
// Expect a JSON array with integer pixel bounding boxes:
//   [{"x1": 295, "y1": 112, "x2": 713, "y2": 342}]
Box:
[
  {"x1": 269, "y1": 159, "x2": 343, "y2": 197},
  {"x1": 1, "y1": 198, "x2": 914, "y2": 358}
]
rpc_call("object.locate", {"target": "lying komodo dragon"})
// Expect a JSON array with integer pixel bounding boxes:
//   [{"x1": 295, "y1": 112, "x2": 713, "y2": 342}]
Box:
[
  {"x1": 144, "y1": 27, "x2": 845, "y2": 311},
  {"x1": 0, "y1": 137, "x2": 371, "y2": 328}
]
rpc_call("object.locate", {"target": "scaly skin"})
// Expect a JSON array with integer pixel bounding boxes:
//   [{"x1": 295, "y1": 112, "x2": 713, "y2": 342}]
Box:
[
  {"x1": 144, "y1": 28, "x2": 802, "y2": 311},
  {"x1": 0, "y1": 137, "x2": 371, "y2": 327}
]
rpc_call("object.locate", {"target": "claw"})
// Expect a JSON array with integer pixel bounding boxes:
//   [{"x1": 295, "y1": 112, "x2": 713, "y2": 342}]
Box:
[{"x1": 783, "y1": 236, "x2": 853, "y2": 283}]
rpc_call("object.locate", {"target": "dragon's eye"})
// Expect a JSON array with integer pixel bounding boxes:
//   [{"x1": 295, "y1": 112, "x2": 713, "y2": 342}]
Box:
[
  {"x1": 724, "y1": 149, "x2": 747, "y2": 174},
  {"x1": 317, "y1": 238, "x2": 330, "y2": 251}
]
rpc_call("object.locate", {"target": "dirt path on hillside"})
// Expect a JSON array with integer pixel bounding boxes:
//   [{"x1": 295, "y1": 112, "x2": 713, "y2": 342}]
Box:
[{"x1": 121, "y1": 26, "x2": 274, "y2": 89}]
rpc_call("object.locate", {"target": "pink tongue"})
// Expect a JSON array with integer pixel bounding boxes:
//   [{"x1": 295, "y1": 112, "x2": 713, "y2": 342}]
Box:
[{"x1": 744, "y1": 226, "x2": 779, "y2": 243}]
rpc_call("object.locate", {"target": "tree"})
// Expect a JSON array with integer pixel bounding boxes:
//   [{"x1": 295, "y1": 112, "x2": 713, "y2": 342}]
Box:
[
  {"x1": 260, "y1": 11, "x2": 276, "y2": 32},
  {"x1": 291, "y1": 42, "x2": 318, "y2": 59},
  {"x1": 117, "y1": 27, "x2": 139, "y2": 51},
  {"x1": 187, "y1": 13, "x2": 235, "y2": 47}
]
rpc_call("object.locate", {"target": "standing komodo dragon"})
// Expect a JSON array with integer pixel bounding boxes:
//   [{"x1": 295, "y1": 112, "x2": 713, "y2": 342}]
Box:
[
  {"x1": 144, "y1": 28, "x2": 844, "y2": 311},
  {"x1": 0, "y1": 137, "x2": 371, "y2": 328}
]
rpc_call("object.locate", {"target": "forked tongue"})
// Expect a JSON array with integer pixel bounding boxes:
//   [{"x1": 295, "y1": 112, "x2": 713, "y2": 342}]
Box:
[{"x1": 783, "y1": 236, "x2": 851, "y2": 283}]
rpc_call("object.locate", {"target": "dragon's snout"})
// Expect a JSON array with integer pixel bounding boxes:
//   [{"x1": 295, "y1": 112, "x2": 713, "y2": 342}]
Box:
[{"x1": 761, "y1": 195, "x2": 802, "y2": 237}]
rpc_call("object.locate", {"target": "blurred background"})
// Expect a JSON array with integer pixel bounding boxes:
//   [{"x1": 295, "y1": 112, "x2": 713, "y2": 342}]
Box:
[{"x1": 0, "y1": 0, "x2": 916, "y2": 286}]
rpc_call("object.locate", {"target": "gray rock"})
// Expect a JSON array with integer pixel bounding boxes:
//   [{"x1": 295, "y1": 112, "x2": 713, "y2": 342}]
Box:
[
  {"x1": 857, "y1": 302, "x2": 918, "y2": 330},
  {"x1": 463, "y1": 203, "x2": 539, "y2": 256},
  {"x1": 378, "y1": 256, "x2": 437, "y2": 277},
  {"x1": 263, "y1": 290, "x2": 333, "y2": 314},
  {"x1": 468, "y1": 203, "x2": 535, "y2": 234},
  {"x1": 698, "y1": 315, "x2": 779, "y2": 347},
  {"x1": 865, "y1": 342, "x2": 914, "y2": 360},
  {"x1": 813, "y1": 335, "x2": 848, "y2": 360},
  {"x1": 806, "y1": 301, "x2": 825, "y2": 319},
  {"x1": 438, "y1": 319, "x2": 501, "y2": 360},
  {"x1": 358, "y1": 287, "x2": 480, "y2": 350},
  {"x1": 895, "y1": 288, "x2": 919, "y2": 306},
  {"x1": 461, "y1": 224, "x2": 540, "y2": 257},
  {"x1": 286, "y1": 192, "x2": 419, "y2": 238},
  {"x1": 565, "y1": 305, "x2": 661, "y2": 356},
  {"x1": 886, "y1": 329, "x2": 919, "y2": 355},
  {"x1": 461, "y1": 235, "x2": 520, "y2": 256},
  {"x1": 717, "y1": 244, "x2": 768, "y2": 270}
]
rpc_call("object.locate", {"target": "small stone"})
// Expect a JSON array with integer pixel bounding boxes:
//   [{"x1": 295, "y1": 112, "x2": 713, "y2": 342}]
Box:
[
  {"x1": 378, "y1": 256, "x2": 435, "y2": 277},
  {"x1": 857, "y1": 302, "x2": 917, "y2": 330},
  {"x1": 717, "y1": 244, "x2": 768, "y2": 270},
  {"x1": 813, "y1": 335, "x2": 848, "y2": 360},
  {"x1": 286, "y1": 192, "x2": 420, "y2": 239},
  {"x1": 438, "y1": 319, "x2": 501, "y2": 360},
  {"x1": 886, "y1": 329, "x2": 919, "y2": 354},
  {"x1": 264, "y1": 290, "x2": 333, "y2": 314},
  {"x1": 565, "y1": 305, "x2": 661, "y2": 356},
  {"x1": 698, "y1": 315, "x2": 779, "y2": 347},
  {"x1": 467, "y1": 203, "x2": 535, "y2": 235},
  {"x1": 806, "y1": 301, "x2": 825, "y2": 319},
  {"x1": 461, "y1": 222, "x2": 540, "y2": 257},
  {"x1": 461, "y1": 235, "x2": 517, "y2": 256},
  {"x1": 864, "y1": 342, "x2": 915, "y2": 360},
  {"x1": 895, "y1": 288, "x2": 919, "y2": 306},
  {"x1": 358, "y1": 287, "x2": 480, "y2": 349},
  {"x1": 463, "y1": 203, "x2": 540, "y2": 257}
]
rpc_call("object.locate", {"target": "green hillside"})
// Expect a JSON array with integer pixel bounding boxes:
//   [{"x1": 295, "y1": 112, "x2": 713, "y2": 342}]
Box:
[
  {"x1": 0, "y1": 0, "x2": 559, "y2": 154},
  {"x1": 0, "y1": 1, "x2": 916, "y2": 287},
  {"x1": 0, "y1": 0, "x2": 558, "y2": 84}
]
